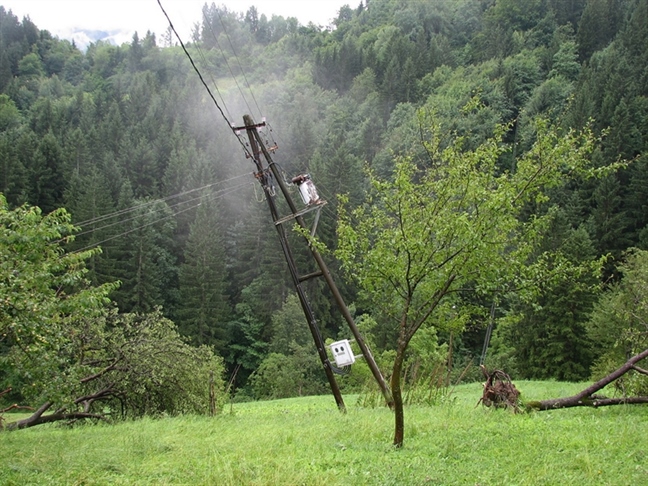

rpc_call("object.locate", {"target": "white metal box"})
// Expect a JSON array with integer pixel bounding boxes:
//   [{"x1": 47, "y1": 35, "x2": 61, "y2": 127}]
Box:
[{"x1": 330, "y1": 339, "x2": 356, "y2": 367}]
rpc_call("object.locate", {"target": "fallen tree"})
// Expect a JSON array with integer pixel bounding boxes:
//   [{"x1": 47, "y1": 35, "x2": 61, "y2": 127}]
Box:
[
  {"x1": 526, "y1": 348, "x2": 648, "y2": 410},
  {"x1": 2, "y1": 310, "x2": 226, "y2": 431},
  {"x1": 0, "y1": 200, "x2": 226, "y2": 431}
]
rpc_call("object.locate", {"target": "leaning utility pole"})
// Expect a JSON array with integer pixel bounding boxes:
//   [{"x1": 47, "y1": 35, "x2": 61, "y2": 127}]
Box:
[{"x1": 238, "y1": 115, "x2": 394, "y2": 411}]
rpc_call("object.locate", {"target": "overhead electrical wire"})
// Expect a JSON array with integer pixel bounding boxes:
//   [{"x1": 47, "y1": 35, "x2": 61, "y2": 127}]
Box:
[
  {"x1": 213, "y1": 7, "x2": 264, "y2": 122},
  {"x1": 73, "y1": 172, "x2": 251, "y2": 229},
  {"x1": 201, "y1": 11, "x2": 255, "y2": 121},
  {"x1": 156, "y1": 0, "x2": 252, "y2": 158},
  {"x1": 73, "y1": 179, "x2": 252, "y2": 240},
  {"x1": 71, "y1": 180, "x2": 253, "y2": 254},
  {"x1": 189, "y1": 30, "x2": 236, "y2": 123}
]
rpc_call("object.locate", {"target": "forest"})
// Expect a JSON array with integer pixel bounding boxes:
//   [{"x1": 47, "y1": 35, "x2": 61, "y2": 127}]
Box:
[{"x1": 1, "y1": 0, "x2": 647, "y2": 425}]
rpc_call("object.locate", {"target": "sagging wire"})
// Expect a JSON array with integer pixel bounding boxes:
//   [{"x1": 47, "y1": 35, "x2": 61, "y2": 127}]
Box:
[
  {"x1": 156, "y1": 0, "x2": 253, "y2": 159},
  {"x1": 70, "y1": 180, "x2": 254, "y2": 255},
  {"x1": 73, "y1": 179, "x2": 252, "y2": 240},
  {"x1": 73, "y1": 173, "x2": 251, "y2": 229}
]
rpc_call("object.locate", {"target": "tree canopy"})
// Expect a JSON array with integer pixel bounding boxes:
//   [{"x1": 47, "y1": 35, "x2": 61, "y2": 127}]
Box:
[{"x1": 0, "y1": 195, "x2": 225, "y2": 428}]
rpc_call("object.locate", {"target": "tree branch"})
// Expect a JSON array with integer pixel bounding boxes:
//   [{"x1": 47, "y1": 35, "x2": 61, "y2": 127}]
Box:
[
  {"x1": 80, "y1": 358, "x2": 121, "y2": 383},
  {"x1": 407, "y1": 274, "x2": 457, "y2": 342}
]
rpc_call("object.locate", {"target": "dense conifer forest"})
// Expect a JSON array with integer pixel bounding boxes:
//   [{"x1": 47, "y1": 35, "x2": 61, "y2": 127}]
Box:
[{"x1": 1, "y1": 0, "x2": 647, "y2": 404}]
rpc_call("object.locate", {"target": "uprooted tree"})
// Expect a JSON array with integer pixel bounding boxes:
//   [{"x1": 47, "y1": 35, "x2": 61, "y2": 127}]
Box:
[
  {"x1": 526, "y1": 347, "x2": 648, "y2": 410},
  {"x1": 527, "y1": 249, "x2": 648, "y2": 410},
  {"x1": 0, "y1": 196, "x2": 225, "y2": 429},
  {"x1": 479, "y1": 366, "x2": 521, "y2": 411},
  {"x1": 336, "y1": 106, "x2": 612, "y2": 447}
]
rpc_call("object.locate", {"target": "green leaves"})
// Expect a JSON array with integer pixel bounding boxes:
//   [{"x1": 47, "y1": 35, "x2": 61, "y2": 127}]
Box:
[
  {"x1": 587, "y1": 249, "x2": 648, "y2": 394},
  {"x1": 0, "y1": 195, "x2": 117, "y2": 405},
  {"x1": 337, "y1": 106, "x2": 600, "y2": 344},
  {"x1": 0, "y1": 195, "x2": 225, "y2": 420}
]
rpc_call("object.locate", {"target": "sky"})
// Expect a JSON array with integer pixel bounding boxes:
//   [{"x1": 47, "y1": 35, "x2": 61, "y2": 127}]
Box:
[{"x1": 2, "y1": 0, "x2": 344, "y2": 48}]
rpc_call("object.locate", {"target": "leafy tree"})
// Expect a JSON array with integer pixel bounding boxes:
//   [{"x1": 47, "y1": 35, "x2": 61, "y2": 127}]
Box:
[
  {"x1": 586, "y1": 249, "x2": 648, "y2": 396},
  {"x1": 269, "y1": 293, "x2": 313, "y2": 354},
  {"x1": 17, "y1": 51, "x2": 44, "y2": 78},
  {"x1": 336, "y1": 107, "x2": 601, "y2": 447},
  {"x1": 0, "y1": 194, "x2": 115, "y2": 410},
  {"x1": 250, "y1": 345, "x2": 326, "y2": 399},
  {"x1": 253, "y1": 289, "x2": 330, "y2": 400},
  {"x1": 0, "y1": 195, "x2": 225, "y2": 428}
]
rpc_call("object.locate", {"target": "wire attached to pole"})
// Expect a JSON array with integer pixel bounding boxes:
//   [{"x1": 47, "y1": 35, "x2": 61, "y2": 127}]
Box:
[{"x1": 156, "y1": 0, "x2": 253, "y2": 159}]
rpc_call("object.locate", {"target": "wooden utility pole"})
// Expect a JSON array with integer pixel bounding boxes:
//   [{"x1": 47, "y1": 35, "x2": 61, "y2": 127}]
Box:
[{"x1": 239, "y1": 115, "x2": 394, "y2": 410}]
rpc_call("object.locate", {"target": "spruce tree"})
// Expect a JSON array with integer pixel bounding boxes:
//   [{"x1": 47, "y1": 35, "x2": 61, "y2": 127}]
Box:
[{"x1": 177, "y1": 199, "x2": 231, "y2": 354}]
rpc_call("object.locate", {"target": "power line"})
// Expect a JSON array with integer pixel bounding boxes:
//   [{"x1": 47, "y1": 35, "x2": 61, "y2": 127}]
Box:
[
  {"x1": 74, "y1": 179, "x2": 252, "y2": 240},
  {"x1": 214, "y1": 6, "x2": 264, "y2": 121},
  {"x1": 156, "y1": 0, "x2": 252, "y2": 159},
  {"x1": 201, "y1": 8, "x2": 255, "y2": 120},
  {"x1": 190, "y1": 32, "x2": 236, "y2": 122},
  {"x1": 71, "y1": 181, "x2": 253, "y2": 254},
  {"x1": 73, "y1": 172, "x2": 251, "y2": 229}
]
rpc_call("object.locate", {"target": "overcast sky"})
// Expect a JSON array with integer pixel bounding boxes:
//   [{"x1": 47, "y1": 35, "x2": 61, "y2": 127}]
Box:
[{"x1": 2, "y1": 0, "x2": 344, "y2": 47}]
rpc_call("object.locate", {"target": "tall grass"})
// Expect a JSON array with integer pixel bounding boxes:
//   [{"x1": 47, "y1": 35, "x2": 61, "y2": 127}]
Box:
[{"x1": 2, "y1": 381, "x2": 647, "y2": 485}]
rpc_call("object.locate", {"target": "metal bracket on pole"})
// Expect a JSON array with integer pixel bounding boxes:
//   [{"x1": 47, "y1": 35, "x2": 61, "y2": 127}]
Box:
[{"x1": 274, "y1": 201, "x2": 326, "y2": 238}]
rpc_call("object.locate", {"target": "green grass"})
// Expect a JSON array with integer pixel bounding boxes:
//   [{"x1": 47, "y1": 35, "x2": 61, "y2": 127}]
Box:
[{"x1": 1, "y1": 381, "x2": 647, "y2": 485}]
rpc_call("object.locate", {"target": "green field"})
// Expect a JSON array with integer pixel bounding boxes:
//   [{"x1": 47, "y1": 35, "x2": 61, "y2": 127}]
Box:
[{"x1": 1, "y1": 381, "x2": 647, "y2": 485}]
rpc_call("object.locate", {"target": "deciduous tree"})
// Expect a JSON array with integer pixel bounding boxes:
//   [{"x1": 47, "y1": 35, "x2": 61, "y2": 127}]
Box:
[{"x1": 336, "y1": 107, "x2": 602, "y2": 447}]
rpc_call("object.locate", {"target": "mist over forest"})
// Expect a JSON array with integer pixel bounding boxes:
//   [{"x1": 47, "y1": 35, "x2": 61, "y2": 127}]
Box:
[{"x1": 1, "y1": 0, "x2": 647, "y2": 407}]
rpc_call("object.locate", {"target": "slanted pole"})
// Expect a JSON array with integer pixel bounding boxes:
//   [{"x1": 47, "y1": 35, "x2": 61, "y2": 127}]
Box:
[
  {"x1": 242, "y1": 114, "x2": 394, "y2": 409},
  {"x1": 242, "y1": 115, "x2": 346, "y2": 412}
]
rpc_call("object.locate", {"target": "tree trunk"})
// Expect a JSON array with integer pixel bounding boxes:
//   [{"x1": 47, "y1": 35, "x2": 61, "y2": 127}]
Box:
[
  {"x1": 4, "y1": 400, "x2": 105, "y2": 430},
  {"x1": 527, "y1": 348, "x2": 648, "y2": 411},
  {"x1": 392, "y1": 337, "x2": 407, "y2": 448},
  {"x1": 6, "y1": 411, "x2": 105, "y2": 430}
]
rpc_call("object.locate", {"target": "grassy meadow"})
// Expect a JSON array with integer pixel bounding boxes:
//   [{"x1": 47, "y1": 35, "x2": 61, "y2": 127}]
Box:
[{"x1": 1, "y1": 381, "x2": 647, "y2": 485}]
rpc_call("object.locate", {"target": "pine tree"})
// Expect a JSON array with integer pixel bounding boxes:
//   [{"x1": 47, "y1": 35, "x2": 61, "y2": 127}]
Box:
[
  {"x1": 110, "y1": 186, "x2": 178, "y2": 315},
  {"x1": 586, "y1": 173, "x2": 631, "y2": 259},
  {"x1": 65, "y1": 166, "x2": 118, "y2": 286},
  {"x1": 577, "y1": 0, "x2": 626, "y2": 61},
  {"x1": 28, "y1": 131, "x2": 66, "y2": 213}
]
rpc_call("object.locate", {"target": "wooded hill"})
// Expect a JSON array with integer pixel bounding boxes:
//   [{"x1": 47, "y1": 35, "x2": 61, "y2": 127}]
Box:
[{"x1": 1, "y1": 0, "x2": 647, "y2": 400}]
